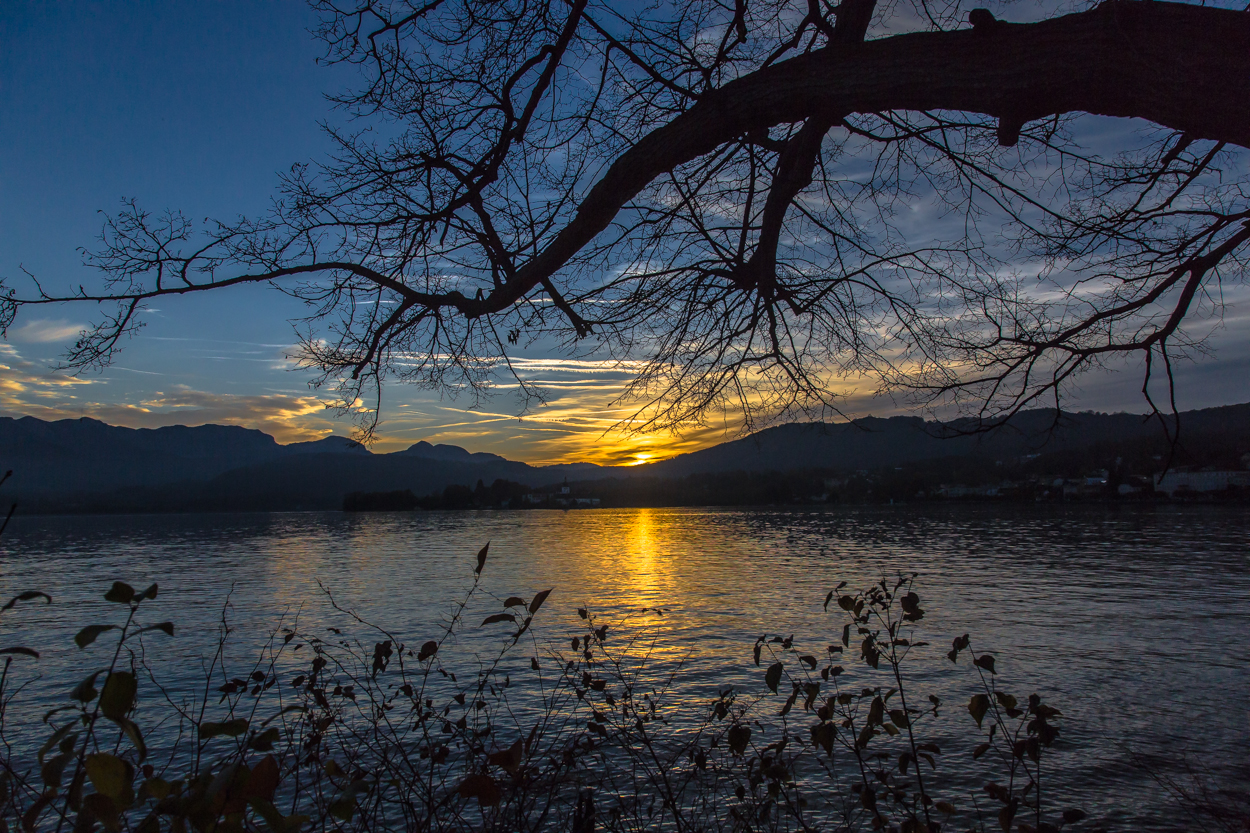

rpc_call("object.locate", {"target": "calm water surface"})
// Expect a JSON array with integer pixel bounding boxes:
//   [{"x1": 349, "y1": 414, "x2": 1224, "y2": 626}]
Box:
[{"x1": 1, "y1": 504, "x2": 1247, "y2": 829}]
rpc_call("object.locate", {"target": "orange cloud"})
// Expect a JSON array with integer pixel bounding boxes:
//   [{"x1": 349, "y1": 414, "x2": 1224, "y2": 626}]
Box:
[{"x1": 0, "y1": 344, "x2": 340, "y2": 443}]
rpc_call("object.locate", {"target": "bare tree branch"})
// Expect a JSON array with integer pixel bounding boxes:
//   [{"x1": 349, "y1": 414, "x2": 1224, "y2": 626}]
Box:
[{"x1": 3, "y1": 0, "x2": 1248, "y2": 439}]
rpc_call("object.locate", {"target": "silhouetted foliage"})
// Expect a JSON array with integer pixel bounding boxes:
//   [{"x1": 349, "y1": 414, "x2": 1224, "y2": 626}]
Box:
[
  {"x1": 1, "y1": 548, "x2": 1108, "y2": 833},
  {"x1": 3, "y1": 512, "x2": 1249, "y2": 831},
  {"x1": 3, "y1": 0, "x2": 1248, "y2": 437}
]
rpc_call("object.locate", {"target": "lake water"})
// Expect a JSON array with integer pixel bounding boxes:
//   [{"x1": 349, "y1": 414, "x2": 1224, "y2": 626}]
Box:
[{"x1": 1, "y1": 504, "x2": 1247, "y2": 830}]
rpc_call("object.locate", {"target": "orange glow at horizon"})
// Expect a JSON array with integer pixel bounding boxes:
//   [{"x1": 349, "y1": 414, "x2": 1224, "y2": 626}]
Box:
[{"x1": 0, "y1": 333, "x2": 890, "y2": 466}]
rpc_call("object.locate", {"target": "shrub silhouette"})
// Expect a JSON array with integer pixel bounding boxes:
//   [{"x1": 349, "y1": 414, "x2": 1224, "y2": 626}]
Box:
[{"x1": 0, "y1": 540, "x2": 1118, "y2": 833}]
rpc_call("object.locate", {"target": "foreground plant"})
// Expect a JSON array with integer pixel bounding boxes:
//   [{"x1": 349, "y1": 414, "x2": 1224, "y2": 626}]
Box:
[{"x1": 0, "y1": 549, "x2": 1105, "y2": 832}]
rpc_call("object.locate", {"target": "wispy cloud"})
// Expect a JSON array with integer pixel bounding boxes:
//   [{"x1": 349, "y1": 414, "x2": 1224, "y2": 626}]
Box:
[
  {"x1": 0, "y1": 343, "x2": 339, "y2": 443},
  {"x1": 0, "y1": 343, "x2": 97, "y2": 406},
  {"x1": 357, "y1": 354, "x2": 911, "y2": 466},
  {"x1": 5, "y1": 318, "x2": 84, "y2": 343}
]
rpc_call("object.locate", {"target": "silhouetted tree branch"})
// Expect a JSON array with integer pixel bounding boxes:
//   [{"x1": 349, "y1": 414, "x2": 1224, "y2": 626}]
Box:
[{"x1": 3, "y1": 0, "x2": 1248, "y2": 438}]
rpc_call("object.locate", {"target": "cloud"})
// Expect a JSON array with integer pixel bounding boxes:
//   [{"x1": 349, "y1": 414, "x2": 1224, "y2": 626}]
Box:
[
  {"x1": 358, "y1": 359, "x2": 903, "y2": 466},
  {"x1": 0, "y1": 344, "x2": 339, "y2": 443},
  {"x1": 6, "y1": 318, "x2": 84, "y2": 343},
  {"x1": 36, "y1": 389, "x2": 336, "y2": 444},
  {"x1": 0, "y1": 343, "x2": 97, "y2": 406}
]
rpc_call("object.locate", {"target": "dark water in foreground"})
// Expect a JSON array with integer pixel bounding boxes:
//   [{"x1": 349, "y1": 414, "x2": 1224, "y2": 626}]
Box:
[{"x1": 1, "y1": 504, "x2": 1247, "y2": 829}]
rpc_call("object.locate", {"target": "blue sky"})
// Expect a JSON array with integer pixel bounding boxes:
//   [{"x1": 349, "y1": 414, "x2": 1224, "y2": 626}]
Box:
[{"x1": 1, "y1": 2, "x2": 1246, "y2": 464}]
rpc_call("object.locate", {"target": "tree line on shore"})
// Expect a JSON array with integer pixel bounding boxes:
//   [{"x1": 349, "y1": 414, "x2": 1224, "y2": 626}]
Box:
[{"x1": 343, "y1": 426, "x2": 1250, "y2": 511}]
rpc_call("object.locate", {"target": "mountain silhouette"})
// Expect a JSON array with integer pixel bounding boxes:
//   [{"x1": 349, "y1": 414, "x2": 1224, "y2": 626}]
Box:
[
  {"x1": 636, "y1": 407, "x2": 1250, "y2": 476},
  {"x1": 1, "y1": 403, "x2": 1247, "y2": 512},
  {"x1": 0, "y1": 416, "x2": 601, "y2": 512}
]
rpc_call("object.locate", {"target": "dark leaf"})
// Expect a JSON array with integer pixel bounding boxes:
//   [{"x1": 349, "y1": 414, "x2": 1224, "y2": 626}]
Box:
[
  {"x1": 21, "y1": 796, "x2": 51, "y2": 833},
  {"x1": 503, "y1": 596, "x2": 526, "y2": 608},
  {"x1": 458, "y1": 773, "x2": 501, "y2": 806},
  {"x1": 329, "y1": 779, "x2": 371, "y2": 820},
  {"x1": 72, "y1": 671, "x2": 102, "y2": 703},
  {"x1": 867, "y1": 696, "x2": 885, "y2": 726},
  {"x1": 764, "y1": 662, "x2": 784, "y2": 693},
  {"x1": 117, "y1": 716, "x2": 147, "y2": 763},
  {"x1": 260, "y1": 705, "x2": 307, "y2": 726},
  {"x1": 474, "y1": 543, "x2": 489, "y2": 575},
  {"x1": 998, "y1": 801, "x2": 1018, "y2": 832},
  {"x1": 528, "y1": 587, "x2": 553, "y2": 614},
  {"x1": 37, "y1": 723, "x2": 75, "y2": 763},
  {"x1": 969, "y1": 694, "x2": 991, "y2": 728},
  {"x1": 140, "y1": 778, "x2": 172, "y2": 802},
  {"x1": 75, "y1": 624, "x2": 117, "y2": 649},
  {"x1": 1, "y1": 591, "x2": 51, "y2": 612},
  {"x1": 480, "y1": 613, "x2": 516, "y2": 626},
  {"x1": 974, "y1": 654, "x2": 997, "y2": 674},
  {"x1": 1062, "y1": 809, "x2": 1087, "y2": 824},
  {"x1": 84, "y1": 753, "x2": 131, "y2": 802},
  {"x1": 779, "y1": 690, "x2": 797, "y2": 716},
  {"x1": 41, "y1": 752, "x2": 71, "y2": 788},
  {"x1": 861, "y1": 637, "x2": 880, "y2": 669},
  {"x1": 948, "y1": 633, "x2": 971, "y2": 663},
  {"x1": 100, "y1": 672, "x2": 137, "y2": 721},
  {"x1": 418, "y1": 640, "x2": 439, "y2": 661},
  {"x1": 727, "y1": 724, "x2": 751, "y2": 755},
  {"x1": 248, "y1": 797, "x2": 285, "y2": 833},
  {"x1": 811, "y1": 722, "x2": 835, "y2": 754},
  {"x1": 200, "y1": 718, "x2": 249, "y2": 739},
  {"x1": 82, "y1": 793, "x2": 122, "y2": 830},
  {"x1": 246, "y1": 755, "x2": 280, "y2": 803},
  {"x1": 250, "y1": 727, "x2": 281, "y2": 752},
  {"x1": 0, "y1": 646, "x2": 38, "y2": 659},
  {"x1": 486, "y1": 738, "x2": 523, "y2": 774},
  {"x1": 104, "y1": 582, "x2": 135, "y2": 604},
  {"x1": 132, "y1": 622, "x2": 174, "y2": 638}
]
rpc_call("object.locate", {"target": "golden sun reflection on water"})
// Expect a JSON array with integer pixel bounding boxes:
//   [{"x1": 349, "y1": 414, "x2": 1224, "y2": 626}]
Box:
[
  {"x1": 625, "y1": 508, "x2": 664, "y2": 601},
  {"x1": 600, "y1": 508, "x2": 706, "y2": 667}
]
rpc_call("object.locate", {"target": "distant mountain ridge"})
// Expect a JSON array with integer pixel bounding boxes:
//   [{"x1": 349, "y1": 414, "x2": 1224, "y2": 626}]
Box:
[
  {"x1": 0, "y1": 415, "x2": 603, "y2": 512},
  {"x1": 2, "y1": 403, "x2": 1247, "y2": 512},
  {"x1": 634, "y1": 405, "x2": 1250, "y2": 476}
]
